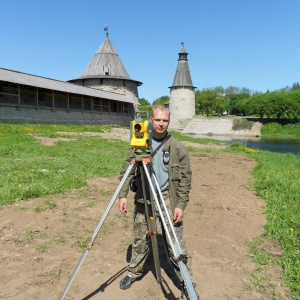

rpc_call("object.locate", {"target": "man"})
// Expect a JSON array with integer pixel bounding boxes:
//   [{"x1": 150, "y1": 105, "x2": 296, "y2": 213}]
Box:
[{"x1": 118, "y1": 105, "x2": 194, "y2": 298}]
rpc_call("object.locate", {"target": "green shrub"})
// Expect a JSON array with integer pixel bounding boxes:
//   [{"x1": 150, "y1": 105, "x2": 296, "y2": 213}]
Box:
[
  {"x1": 262, "y1": 122, "x2": 300, "y2": 137},
  {"x1": 232, "y1": 118, "x2": 254, "y2": 130}
]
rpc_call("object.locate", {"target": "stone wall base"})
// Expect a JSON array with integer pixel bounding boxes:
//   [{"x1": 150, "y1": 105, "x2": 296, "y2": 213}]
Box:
[
  {"x1": 182, "y1": 117, "x2": 262, "y2": 136},
  {"x1": 0, "y1": 106, "x2": 133, "y2": 126}
]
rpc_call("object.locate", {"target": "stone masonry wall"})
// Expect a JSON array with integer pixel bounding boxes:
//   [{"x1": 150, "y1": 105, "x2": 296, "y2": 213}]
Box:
[
  {"x1": 83, "y1": 78, "x2": 139, "y2": 100},
  {"x1": 169, "y1": 88, "x2": 195, "y2": 129},
  {"x1": 182, "y1": 117, "x2": 262, "y2": 136}
]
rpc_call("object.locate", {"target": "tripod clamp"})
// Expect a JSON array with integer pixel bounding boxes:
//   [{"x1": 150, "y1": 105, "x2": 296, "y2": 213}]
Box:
[
  {"x1": 145, "y1": 229, "x2": 157, "y2": 236},
  {"x1": 176, "y1": 254, "x2": 188, "y2": 264}
]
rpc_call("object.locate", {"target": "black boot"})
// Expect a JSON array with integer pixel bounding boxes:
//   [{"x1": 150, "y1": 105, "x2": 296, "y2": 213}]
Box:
[{"x1": 119, "y1": 275, "x2": 136, "y2": 290}]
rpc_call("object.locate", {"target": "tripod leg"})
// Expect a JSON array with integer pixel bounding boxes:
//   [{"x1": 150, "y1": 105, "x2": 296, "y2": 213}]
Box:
[
  {"x1": 139, "y1": 162, "x2": 163, "y2": 284},
  {"x1": 142, "y1": 164, "x2": 200, "y2": 300},
  {"x1": 59, "y1": 162, "x2": 135, "y2": 300}
]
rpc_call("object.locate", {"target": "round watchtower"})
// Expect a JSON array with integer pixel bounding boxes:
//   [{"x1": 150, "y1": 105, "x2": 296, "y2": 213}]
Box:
[
  {"x1": 168, "y1": 45, "x2": 196, "y2": 129},
  {"x1": 69, "y1": 33, "x2": 142, "y2": 104}
]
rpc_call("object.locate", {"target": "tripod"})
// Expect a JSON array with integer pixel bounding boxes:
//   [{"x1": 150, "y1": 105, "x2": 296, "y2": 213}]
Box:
[{"x1": 59, "y1": 151, "x2": 199, "y2": 300}]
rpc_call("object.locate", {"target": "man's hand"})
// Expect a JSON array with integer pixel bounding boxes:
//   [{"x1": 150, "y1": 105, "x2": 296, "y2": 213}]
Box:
[
  {"x1": 119, "y1": 197, "x2": 128, "y2": 214},
  {"x1": 173, "y1": 208, "x2": 184, "y2": 223}
]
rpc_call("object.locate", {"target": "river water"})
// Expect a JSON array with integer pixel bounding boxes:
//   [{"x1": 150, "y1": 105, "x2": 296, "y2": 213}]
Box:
[{"x1": 192, "y1": 135, "x2": 300, "y2": 155}]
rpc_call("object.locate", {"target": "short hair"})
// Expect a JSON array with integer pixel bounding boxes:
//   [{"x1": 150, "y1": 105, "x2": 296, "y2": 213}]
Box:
[{"x1": 151, "y1": 105, "x2": 171, "y2": 118}]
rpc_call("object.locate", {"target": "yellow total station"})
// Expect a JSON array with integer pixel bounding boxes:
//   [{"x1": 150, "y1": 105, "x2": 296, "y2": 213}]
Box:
[{"x1": 130, "y1": 113, "x2": 152, "y2": 150}]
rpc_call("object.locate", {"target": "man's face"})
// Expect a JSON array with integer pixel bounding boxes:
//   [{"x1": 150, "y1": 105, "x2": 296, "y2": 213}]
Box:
[{"x1": 150, "y1": 109, "x2": 170, "y2": 138}]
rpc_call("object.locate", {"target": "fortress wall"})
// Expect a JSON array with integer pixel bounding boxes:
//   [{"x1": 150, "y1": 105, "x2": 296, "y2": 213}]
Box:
[{"x1": 0, "y1": 106, "x2": 132, "y2": 125}]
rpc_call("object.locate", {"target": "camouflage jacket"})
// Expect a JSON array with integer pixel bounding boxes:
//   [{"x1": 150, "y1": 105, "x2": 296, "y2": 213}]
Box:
[{"x1": 118, "y1": 135, "x2": 192, "y2": 211}]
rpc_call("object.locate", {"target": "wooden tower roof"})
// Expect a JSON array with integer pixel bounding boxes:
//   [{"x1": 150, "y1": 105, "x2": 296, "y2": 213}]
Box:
[{"x1": 169, "y1": 45, "x2": 196, "y2": 89}]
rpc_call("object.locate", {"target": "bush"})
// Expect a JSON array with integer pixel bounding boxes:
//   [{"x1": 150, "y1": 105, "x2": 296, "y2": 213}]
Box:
[{"x1": 232, "y1": 118, "x2": 253, "y2": 130}]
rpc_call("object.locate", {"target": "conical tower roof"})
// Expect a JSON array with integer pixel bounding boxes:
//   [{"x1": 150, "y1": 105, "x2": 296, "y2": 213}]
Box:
[
  {"x1": 169, "y1": 46, "x2": 196, "y2": 89},
  {"x1": 81, "y1": 36, "x2": 131, "y2": 79}
]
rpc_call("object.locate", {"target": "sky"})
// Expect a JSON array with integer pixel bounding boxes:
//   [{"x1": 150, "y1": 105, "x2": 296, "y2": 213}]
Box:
[{"x1": 1, "y1": 0, "x2": 300, "y2": 102}]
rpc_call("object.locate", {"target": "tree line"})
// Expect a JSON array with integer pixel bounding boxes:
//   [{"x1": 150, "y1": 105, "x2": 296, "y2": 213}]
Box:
[{"x1": 139, "y1": 82, "x2": 300, "y2": 119}]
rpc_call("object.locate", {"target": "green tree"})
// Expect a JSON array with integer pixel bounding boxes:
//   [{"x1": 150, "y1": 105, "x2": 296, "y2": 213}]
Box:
[
  {"x1": 264, "y1": 92, "x2": 288, "y2": 119},
  {"x1": 139, "y1": 98, "x2": 150, "y2": 106},
  {"x1": 195, "y1": 88, "x2": 219, "y2": 116},
  {"x1": 237, "y1": 90, "x2": 300, "y2": 119},
  {"x1": 240, "y1": 87, "x2": 251, "y2": 95},
  {"x1": 214, "y1": 86, "x2": 225, "y2": 95},
  {"x1": 286, "y1": 90, "x2": 300, "y2": 118},
  {"x1": 235, "y1": 93, "x2": 266, "y2": 118},
  {"x1": 152, "y1": 95, "x2": 169, "y2": 106},
  {"x1": 235, "y1": 97, "x2": 250, "y2": 116},
  {"x1": 277, "y1": 86, "x2": 291, "y2": 92},
  {"x1": 230, "y1": 93, "x2": 251, "y2": 115},
  {"x1": 223, "y1": 86, "x2": 251, "y2": 115},
  {"x1": 214, "y1": 95, "x2": 230, "y2": 115},
  {"x1": 291, "y1": 82, "x2": 300, "y2": 90},
  {"x1": 138, "y1": 98, "x2": 152, "y2": 115},
  {"x1": 248, "y1": 93, "x2": 266, "y2": 118},
  {"x1": 225, "y1": 86, "x2": 241, "y2": 101}
]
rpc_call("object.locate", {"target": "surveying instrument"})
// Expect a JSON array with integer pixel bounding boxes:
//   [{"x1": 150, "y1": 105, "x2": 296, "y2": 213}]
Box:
[{"x1": 60, "y1": 111, "x2": 199, "y2": 300}]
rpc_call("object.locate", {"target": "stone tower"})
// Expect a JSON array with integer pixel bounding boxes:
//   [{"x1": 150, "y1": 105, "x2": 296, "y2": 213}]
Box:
[
  {"x1": 69, "y1": 31, "x2": 142, "y2": 105},
  {"x1": 168, "y1": 44, "x2": 196, "y2": 129}
]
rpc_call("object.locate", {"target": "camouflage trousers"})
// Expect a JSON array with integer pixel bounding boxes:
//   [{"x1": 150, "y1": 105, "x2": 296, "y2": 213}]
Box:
[{"x1": 127, "y1": 192, "x2": 192, "y2": 282}]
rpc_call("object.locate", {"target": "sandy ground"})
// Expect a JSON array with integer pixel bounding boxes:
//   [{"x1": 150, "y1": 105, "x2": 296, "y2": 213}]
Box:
[{"x1": 0, "y1": 131, "x2": 291, "y2": 300}]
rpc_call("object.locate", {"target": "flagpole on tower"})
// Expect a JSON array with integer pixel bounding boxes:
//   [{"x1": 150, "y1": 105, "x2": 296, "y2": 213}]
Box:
[{"x1": 104, "y1": 26, "x2": 109, "y2": 37}]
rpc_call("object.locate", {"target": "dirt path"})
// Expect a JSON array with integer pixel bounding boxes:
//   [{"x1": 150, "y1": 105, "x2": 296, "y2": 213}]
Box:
[{"x1": 0, "y1": 150, "x2": 289, "y2": 299}]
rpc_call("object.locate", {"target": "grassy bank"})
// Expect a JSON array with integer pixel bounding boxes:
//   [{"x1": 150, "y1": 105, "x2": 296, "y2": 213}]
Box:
[
  {"x1": 170, "y1": 130, "x2": 225, "y2": 146},
  {"x1": 261, "y1": 122, "x2": 300, "y2": 138},
  {"x1": 230, "y1": 143, "x2": 300, "y2": 299}
]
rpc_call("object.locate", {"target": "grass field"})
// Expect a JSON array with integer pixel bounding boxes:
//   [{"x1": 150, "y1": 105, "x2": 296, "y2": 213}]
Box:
[
  {"x1": 229, "y1": 143, "x2": 300, "y2": 299},
  {"x1": 0, "y1": 122, "x2": 299, "y2": 299},
  {"x1": 0, "y1": 123, "x2": 127, "y2": 205}
]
